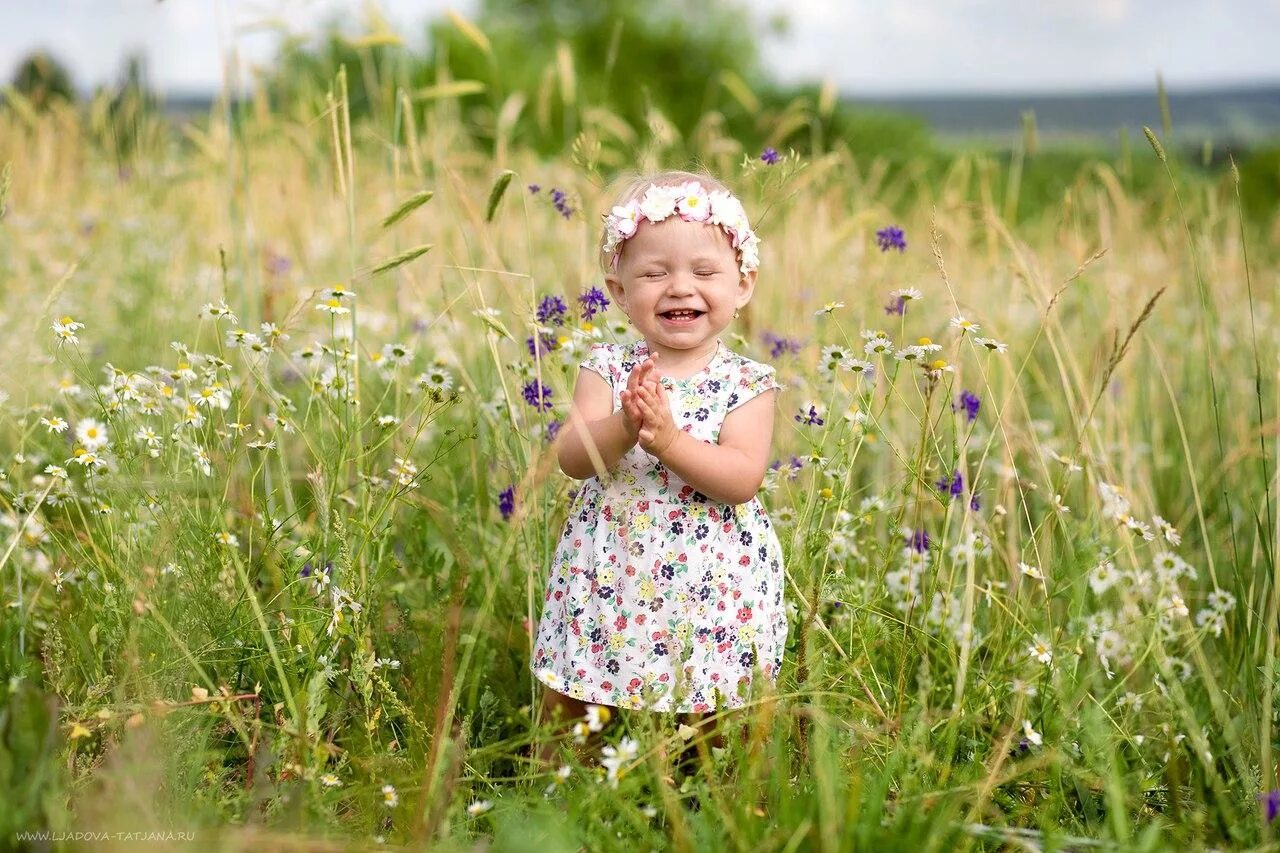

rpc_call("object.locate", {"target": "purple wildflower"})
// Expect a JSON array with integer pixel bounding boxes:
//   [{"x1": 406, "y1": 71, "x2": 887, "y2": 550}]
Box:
[
  {"x1": 549, "y1": 188, "x2": 573, "y2": 219},
  {"x1": 906, "y1": 529, "x2": 930, "y2": 553},
  {"x1": 498, "y1": 485, "x2": 516, "y2": 520},
  {"x1": 884, "y1": 296, "x2": 906, "y2": 316},
  {"x1": 953, "y1": 390, "x2": 980, "y2": 422},
  {"x1": 522, "y1": 379, "x2": 553, "y2": 411},
  {"x1": 876, "y1": 225, "x2": 906, "y2": 253},
  {"x1": 794, "y1": 405, "x2": 824, "y2": 426},
  {"x1": 265, "y1": 250, "x2": 292, "y2": 276},
  {"x1": 761, "y1": 331, "x2": 802, "y2": 360},
  {"x1": 969, "y1": 492, "x2": 982, "y2": 512},
  {"x1": 526, "y1": 332, "x2": 559, "y2": 359},
  {"x1": 300, "y1": 560, "x2": 332, "y2": 579},
  {"x1": 528, "y1": 184, "x2": 541, "y2": 194},
  {"x1": 578, "y1": 286, "x2": 610, "y2": 321},
  {"x1": 536, "y1": 294, "x2": 568, "y2": 326},
  {"x1": 1261, "y1": 790, "x2": 1280, "y2": 824},
  {"x1": 936, "y1": 471, "x2": 964, "y2": 499},
  {"x1": 546, "y1": 420, "x2": 562, "y2": 443},
  {"x1": 760, "y1": 147, "x2": 780, "y2": 165}
]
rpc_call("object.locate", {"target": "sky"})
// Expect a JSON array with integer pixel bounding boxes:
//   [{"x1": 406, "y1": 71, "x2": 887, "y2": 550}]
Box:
[{"x1": 4, "y1": 0, "x2": 1280, "y2": 96}]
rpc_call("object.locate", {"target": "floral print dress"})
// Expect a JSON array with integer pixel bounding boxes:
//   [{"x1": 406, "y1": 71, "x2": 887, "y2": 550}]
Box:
[{"x1": 532, "y1": 338, "x2": 788, "y2": 712}]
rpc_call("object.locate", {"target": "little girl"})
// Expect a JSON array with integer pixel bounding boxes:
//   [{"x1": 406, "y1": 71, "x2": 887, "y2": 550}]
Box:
[{"x1": 532, "y1": 170, "x2": 788, "y2": 730}]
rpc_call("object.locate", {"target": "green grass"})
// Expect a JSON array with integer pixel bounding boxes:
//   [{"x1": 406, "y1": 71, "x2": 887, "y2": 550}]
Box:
[{"x1": 0, "y1": 69, "x2": 1276, "y2": 851}]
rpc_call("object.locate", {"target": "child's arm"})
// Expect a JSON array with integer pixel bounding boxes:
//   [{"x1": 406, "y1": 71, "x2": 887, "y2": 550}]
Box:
[
  {"x1": 555, "y1": 361, "x2": 651, "y2": 480},
  {"x1": 633, "y1": 383, "x2": 777, "y2": 505}
]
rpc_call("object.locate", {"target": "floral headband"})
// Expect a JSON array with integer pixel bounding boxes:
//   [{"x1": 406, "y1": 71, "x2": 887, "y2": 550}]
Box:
[{"x1": 602, "y1": 181, "x2": 761, "y2": 276}]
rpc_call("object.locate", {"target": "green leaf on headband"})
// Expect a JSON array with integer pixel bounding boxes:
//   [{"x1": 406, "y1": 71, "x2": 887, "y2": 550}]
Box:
[
  {"x1": 485, "y1": 170, "x2": 515, "y2": 223},
  {"x1": 381, "y1": 190, "x2": 434, "y2": 229}
]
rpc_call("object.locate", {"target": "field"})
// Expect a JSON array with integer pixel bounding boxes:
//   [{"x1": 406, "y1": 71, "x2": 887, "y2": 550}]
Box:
[{"x1": 1, "y1": 68, "x2": 1278, "y2": 850}]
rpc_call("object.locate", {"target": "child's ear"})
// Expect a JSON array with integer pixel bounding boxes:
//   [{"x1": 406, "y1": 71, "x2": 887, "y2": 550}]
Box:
[
  {"x1": 605, "y1": 274, "x2": 627, "y2": 312},
  {"x1": 736, "y1": 269, "x2": 758, "y2": 310}
]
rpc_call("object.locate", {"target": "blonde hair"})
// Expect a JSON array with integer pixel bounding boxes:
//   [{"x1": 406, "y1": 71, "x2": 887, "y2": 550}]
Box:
[{"x1": 597, "y1": 169, "x2": 741, "y2": 274}]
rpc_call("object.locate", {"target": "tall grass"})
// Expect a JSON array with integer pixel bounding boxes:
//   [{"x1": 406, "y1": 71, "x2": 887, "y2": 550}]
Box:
[{"x1": 0, "y1": 60, "x2": 1276, "y2": 850}]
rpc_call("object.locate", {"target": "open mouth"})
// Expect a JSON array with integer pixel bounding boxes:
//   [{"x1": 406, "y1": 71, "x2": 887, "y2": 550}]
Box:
[{"x1": 659, "y1": 309, "x2": 704, "y2": 323}]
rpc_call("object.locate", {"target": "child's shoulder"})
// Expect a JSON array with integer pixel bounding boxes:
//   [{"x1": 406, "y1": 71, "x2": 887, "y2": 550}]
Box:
[{"x1": 720, "y1": 343, "x2": 776, "y2": 377}]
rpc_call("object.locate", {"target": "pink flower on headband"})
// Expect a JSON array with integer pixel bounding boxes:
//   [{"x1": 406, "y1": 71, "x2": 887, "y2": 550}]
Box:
[{"x1": 602, "y1": 182, "x2": 761, "y2": 275}]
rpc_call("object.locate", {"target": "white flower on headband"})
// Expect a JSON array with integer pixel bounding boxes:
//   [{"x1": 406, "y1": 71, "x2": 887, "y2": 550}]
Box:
[{"x1": 603, "y1": 181, "x2": 761, "y2": 276}]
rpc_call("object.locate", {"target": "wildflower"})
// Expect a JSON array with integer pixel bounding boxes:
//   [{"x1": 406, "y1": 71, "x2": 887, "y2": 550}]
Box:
[
  {"x1": 467, "y1": 800, "x2": 493, "y2": 817},
  {"x1": 760, "y1": 147, "x2": 780, "y2": 165},
  {"x1": 52, "y1": 315, "x2": 85, "y2": 343},
  {"x1": 1052, "y1": 494, "x2": 1070, "y2": 514},
  {"x1": 544, "y1": 764, "x2": 572, "y2": 796},
  {"x1": 761, "y1": 331, "x2": 801, "y2": 359},
  {"x1": 416, "y1": 365, "x2": 455, "y2": 395},
  {"x1": 498, "y1": 485, "x2": 516, "y2": 521},
  {"x1": 322, "y1": 284, "x2": 355, "y2": 302},
  {"x1": 600, "y1": 736, "x2": 639, "y2": 788},
  {"x1": 814, "y1": 301, "x2": 845, "y2": 316},
  {"x1": 578, "y1": 287, "x2": 610, "y2": 321},
  {"x1": 373, "y1": 658, "x2": 401, "y2": 669},
  {"x1": 1027, "y1": 635, "x2": 1052, "y2": 665},
  {"x1": 201, "y1": 301, "x2": 238, "y2": 324},
  {"x1": 381, "y1": 342, "x2": 413, "y2": 367},
  {"x1": 1196, "y1": 608, "x2": 1226, "y2": 636},
  {"x1": 876, "y1": 225, "x2": 907, "y2": 253},
  {"x1": 884, "y1": 295, "x2": 906, "y2": 316},
  {"x1": 973, "y1": 337, "x2": 1009, "y2": 353},
  {"x1": 863, "y1": 335, "x2": 893, "y2": 356},
  {"x1": 215, "y1": 531, "x2": 239, "y2": 548},
  {"x1": 1207, "y1": 588, "x2": 1237, "y2": 613},
  {"x1": 949, "y1": 316, "x2": 980, "y2": 335},
  {"x1": 76, "y1": 418, "x2": 109, "y2": 451},
  {"x1": 794, "y1": 404, "x2": 824, "y2": 426},
  {"x1": 584, "y1": 706, "x2": 611, "y2": 734},
  {"x1": 905, "y1": 529, "x2": 930, "y2": 553},
  {"x1": 1088, "y1": 559, "x2": 1117, "y2": 595},
  {"x1": 1096, "y1": 629, "x2": 1124, "y2": 661},
  {"x1": 526, "y1": 331, "x2": 559, "y2": 359},
  {"x1": 1153, "y1": 515, "x2": 1181, "y2": 545},
  {"x1": 320, "y1": 773, "x2": 342, "y2": 787},
  {"x1": 1010, "y1": 679, "x2": 1037, "y2": 698},
  {"x1": 68, "y1": 448, "x2": 106, "y2": 469},
  {"x1": 944, "y1": 390, "x2": 978, "y2": 423},
  {"x1": 41, "y1": 415, "x2": 69, "y2": 433},
  {"x1": 1124, "y1": 516, "x2": 1155, "y2": 541},
  {"x1": 895, "y1": 345, "x2": 928, "y2": 363},
  {"x1": 548, "y1": 187, "x2": 573, "y2": 219},
  {"x1": 1098, "y1": 483, "x2": 1130, "y2": 522},
  {"x1": 192, "y1": 445, "x2": 212, "y2": 477},
  {"x1": 389, "y1": 457, "x2": 418, "y2": 488},
  {"x1": 936, "y1": 471, "x2": 964, "y2": 499},
  {"x1": 382, "y1": 784, "x2": 399, "y2": 808},
  {"x1": 1019, "y1": 562, "x2": 1044, "y2": 581},
  {"x1": 316, "y1": 297, "x2": 351, "y2": 316},
  {"x1": 528, "y1": 184, "x2": 540, "y2": 194},
  {"x1": 1022, "y1": 720, "x2": 1043, "y2": 747},
  {"x1": 44, "y1": 464, "x2": 68, "y2": 479},
  {"x1": 522, "y1": 380, "x2": 553, "y2": 412},
  {"x1": 889, "y1": 287, "x2": 922, "y2": 305},
  {"x1": 536, "y1": 295, "x2": 569, "y2": 326}
]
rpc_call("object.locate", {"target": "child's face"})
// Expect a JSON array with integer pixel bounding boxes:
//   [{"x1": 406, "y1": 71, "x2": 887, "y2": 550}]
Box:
[{"x1": 604, "y1": 215, "x2": 756, "y2": 353}]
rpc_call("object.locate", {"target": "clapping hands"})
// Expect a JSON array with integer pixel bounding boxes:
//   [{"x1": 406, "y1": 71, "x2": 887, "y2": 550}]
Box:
[{"x1": 620, "y1": 356, "x2": 680, "y2": 457}]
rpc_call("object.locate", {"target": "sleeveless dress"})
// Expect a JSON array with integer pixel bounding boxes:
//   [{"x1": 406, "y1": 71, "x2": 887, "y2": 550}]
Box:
[{"x1": 531, "y1": 338, "x2": 788, "y2": 713}]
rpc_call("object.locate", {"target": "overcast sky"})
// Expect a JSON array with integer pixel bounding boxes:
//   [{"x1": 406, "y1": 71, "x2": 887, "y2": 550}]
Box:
[{"x1": 4, "y1": 0, "x2": 1280, "y2": 96}]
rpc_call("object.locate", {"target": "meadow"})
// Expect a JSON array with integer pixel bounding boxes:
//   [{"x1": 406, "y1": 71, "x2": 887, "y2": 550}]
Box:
[{"x1": 1, "y1": 62, "x2": 1278, "y2": 851}]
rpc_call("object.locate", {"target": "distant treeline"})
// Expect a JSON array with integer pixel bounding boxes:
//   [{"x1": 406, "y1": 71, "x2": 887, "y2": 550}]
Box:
[{"x1": 6, "y1": 0, "x2": 1279, "y2": 222}]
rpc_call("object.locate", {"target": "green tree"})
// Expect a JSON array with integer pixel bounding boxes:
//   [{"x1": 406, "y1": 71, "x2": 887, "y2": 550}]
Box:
[{"x1": 9, "y1": 50, "x2": 75, "y2": 109}]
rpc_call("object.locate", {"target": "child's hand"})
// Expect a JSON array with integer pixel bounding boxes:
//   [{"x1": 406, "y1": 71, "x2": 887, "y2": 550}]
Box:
[
  {"x1": 633, "y1": 378, "x2": 680, "y2": 458},
  {"x1": 620, "y1": 356, "x2": 659, "y2": 442}
]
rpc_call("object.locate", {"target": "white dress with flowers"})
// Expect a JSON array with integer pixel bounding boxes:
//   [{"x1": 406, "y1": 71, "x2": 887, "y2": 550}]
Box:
[{"x1": 532, "y1": 338, "x2": 788, "y2": 713}]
